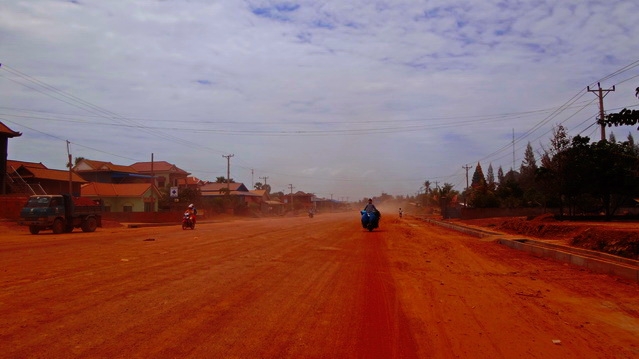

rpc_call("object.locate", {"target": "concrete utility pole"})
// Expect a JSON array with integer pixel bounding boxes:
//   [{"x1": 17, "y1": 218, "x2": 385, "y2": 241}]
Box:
[
  {"x1": 259, "y1": 176, "x2": 269, "y2": 185},
  {"x1": 462, "y1": 164, "x2": 473, "y2": 206},
  {"x1": 223, "y1": 154, "x2": 234, "y2": 195},
  {"x1": 587, "y1": 82, "x2": 615, "y2": 141}
]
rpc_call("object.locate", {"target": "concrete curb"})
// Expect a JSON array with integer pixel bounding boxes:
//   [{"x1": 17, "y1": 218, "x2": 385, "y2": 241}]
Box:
[{"x1": 425, "y1": 218, "x2": 639, "y2": 283}]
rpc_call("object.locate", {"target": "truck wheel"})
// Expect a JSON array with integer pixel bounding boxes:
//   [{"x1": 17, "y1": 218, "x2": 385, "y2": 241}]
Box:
[
  {"x1": 82, "y1": 217, "x2": 98, "y2": 232},
  {"x1": 29, "y1": 226, "x2": 40, "y2": 235},
  {"x1": 52, "y1": 219, "x2": 64, "y2": 234}
]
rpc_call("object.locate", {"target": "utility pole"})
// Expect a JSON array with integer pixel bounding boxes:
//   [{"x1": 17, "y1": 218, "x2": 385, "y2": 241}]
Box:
[
  {"x1": 223, "y1": 154, "x2": 234, "y2": 195},
  {"x1": 66, "y1": 140, "x2": 73, "y2": 196},
  {"x1": 259, "y1": 176, "x2": 269, "y2": 193},
  {"x1": 512, "y1": 129, "x2": 515, "y2": 171},
  {"x1": 288, "y1": 184, "x2": 295, "y2": 211},
  {"x1": 151, "y1": 153, "x2": 155, "y2": 211},
  {"x1": 462, "y1": 164, "x2": 472, "y2": 206},
  {"x1": 587, "y1": 82, "x2": 615, "y2": 141}
]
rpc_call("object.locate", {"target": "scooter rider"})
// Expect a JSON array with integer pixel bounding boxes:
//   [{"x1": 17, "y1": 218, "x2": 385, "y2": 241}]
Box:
[
  {"x1": 364, "y1": 198, "x2": 377, "y2": 214},
  {"x1": 363, "y1": 199, "x2": 381, "y2": 227},
  {"x1": 186, "y1": 203, "x2": 197, "y2": 224}
]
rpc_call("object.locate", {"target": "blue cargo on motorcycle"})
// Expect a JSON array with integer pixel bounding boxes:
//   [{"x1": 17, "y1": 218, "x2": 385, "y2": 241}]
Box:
[{"x1": 360, "y1": 210, "x2": 380, "y2": 231}]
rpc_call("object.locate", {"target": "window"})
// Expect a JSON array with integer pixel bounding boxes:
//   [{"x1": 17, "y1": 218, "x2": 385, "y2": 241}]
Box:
[{"x1": 123, "y1": 206, "x2": 133, "y2": 212}]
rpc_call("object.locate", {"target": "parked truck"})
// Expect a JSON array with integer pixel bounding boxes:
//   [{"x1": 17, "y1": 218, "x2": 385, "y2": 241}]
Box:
[{"x1": 19, "y1": 194, "x2": 103, "y2": 235}]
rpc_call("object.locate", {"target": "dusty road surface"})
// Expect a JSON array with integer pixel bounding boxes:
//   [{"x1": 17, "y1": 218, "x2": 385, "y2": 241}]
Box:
[{"x1": 1, "y1": 212, "x2": 638, "y2": 358}]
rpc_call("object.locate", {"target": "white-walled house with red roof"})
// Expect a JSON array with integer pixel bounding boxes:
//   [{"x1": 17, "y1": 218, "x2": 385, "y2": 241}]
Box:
[{"x1": 81, "y1": 182, "x2": 161, "y2": 212}]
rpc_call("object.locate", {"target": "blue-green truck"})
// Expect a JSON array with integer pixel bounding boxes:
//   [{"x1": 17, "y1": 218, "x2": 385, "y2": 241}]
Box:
[{"x1": 19, "y1": 194, "x2": 103, "y2": 235}]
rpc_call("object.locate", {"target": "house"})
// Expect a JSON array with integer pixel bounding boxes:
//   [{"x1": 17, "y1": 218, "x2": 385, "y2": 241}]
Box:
[
  {"x1": 130, "y1": 161, "x2": 189, "y2": 189},
  {"x1": 200, "y1": 182, "x2": 261, "y2": 203},
  {"x1": 250, "y1": 189, "x2": 285, "y2": 214},
  {"x1": 0, "y1": 122, "x2": 22, "y2": 195},
  {"x1": 177, "y1": 176, "x2": 207, "y2": 190},
  {"x1": 288, "y1": 191, "x2": 315, "y2": 210},
  {"x1": 81, "y1": 182, "x2": 161, "y2": 212},
  {"x1": 7, "y1": 160, "x2": 87, "y2": 195},
  {"x1": 74, "y1": 159, "x2": 151, "y2": 184}
]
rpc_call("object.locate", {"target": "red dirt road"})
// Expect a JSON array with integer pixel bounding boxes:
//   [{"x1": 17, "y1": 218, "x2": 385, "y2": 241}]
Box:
[{"x1": 1, "y1": 213, "x2": 638, "y2": 358}]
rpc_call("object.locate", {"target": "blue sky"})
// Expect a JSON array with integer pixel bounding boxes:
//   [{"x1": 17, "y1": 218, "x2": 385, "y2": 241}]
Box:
[{"x1": 1, "y1": 0, "x2": 639, "y2": 200}]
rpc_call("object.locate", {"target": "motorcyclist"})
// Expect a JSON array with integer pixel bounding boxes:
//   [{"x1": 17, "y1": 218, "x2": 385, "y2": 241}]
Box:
[
  {"x1": 364, "y1": 199, "x2": 378, "y2": 214},
  {"x1": 362, "y1": 199, "x2": 381, "y2": 229},
  {"x1": 186, "y1": 203, "x2": 197, "y2": 224}
]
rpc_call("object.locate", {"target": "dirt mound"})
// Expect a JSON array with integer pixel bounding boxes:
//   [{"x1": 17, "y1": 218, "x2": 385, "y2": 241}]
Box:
[
  {"x1": 527, "y1": 213, "x2": 557, "y2": 222},
  {"x1": 466, "y1": 216, "x2": 639, "y2": 259},
  {"x1": 571, "y1": 229, "x2": 639, "y2": 259},
  {"x1": 498, "y1": 217, "x2": 581, "y2": 240}
]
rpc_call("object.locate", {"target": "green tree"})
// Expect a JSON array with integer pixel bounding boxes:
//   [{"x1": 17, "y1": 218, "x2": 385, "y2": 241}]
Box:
[
  {"x1": 68, "y1": 156, "x2": 85, "y2": 169},
  {"x1": 520, "y1": 142, "x2": 541, "y2": 207},
  {"x1": 466, "y1": 162, "x2": 498, "y2": 208},
  {"x1": 539, "y1": 133, "x2": 639, "y2": 218},
  {"x1": 602, "y1": 108, "x2": 639, "y2": 129},
  {"x1": 422, "y1": 180, "x2": 431, "y2": 207},
  {"x1": 471, "y1": 162, "x2": 485, "y2": 188},
  {"x1": 496, "y1": 170, "x2": 523, "y2": 208},
  {"x1": 216, "y1": 176, "x2": 234, "y2": 183},
  {"x1": 497, "y1": 166, "x2": 505, "y2": 186},
  {"x1": 538, "y1": 125, "x2": 571, "y2": 215},
  {"x1": 486, "y1": 163, "x2": 495, "y2": 186},
  {"x1": 436, "y1": 183, "x2": 459, "y2": 218}
]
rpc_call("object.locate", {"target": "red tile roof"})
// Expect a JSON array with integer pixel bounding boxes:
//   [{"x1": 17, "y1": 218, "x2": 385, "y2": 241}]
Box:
[
  {"x1": 177, "y1": 176, "x2": 205, "y2": 186},
  {"x1": 81, "y1": 183, "x2": 157, "y2": 197},
  {"x1": 19, "y1": 166, "x2": 86, "y2": 182},
  {"x1": 7, "y1": 160, "x2": 47, "y2": 172},
  {"x1": 130, "y1": 161, "x2": 188, "y2": 174},
  {"x1": 0, "y1": 122, "x2": 22, "y2": 137},
  {"x1": 76, "y1": 159, "x2": 139, "y2": 173}
]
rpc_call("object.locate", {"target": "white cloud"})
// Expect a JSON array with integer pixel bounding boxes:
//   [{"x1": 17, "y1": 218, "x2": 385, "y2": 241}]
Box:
[{"x1": 1, "y1": 0, "x2": 639, "y2": 200}]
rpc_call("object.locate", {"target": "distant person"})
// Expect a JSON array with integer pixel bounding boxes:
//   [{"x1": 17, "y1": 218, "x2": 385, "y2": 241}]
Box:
[
  {"x1": 399, "y1": 208, "x2": 403, "y2": 218},
  {"x1": 186, "y1": 203, "x2": 197, "y2": 224},
  {"x1": 364, "y1": 199, "x2": 377, "y2": 214}
]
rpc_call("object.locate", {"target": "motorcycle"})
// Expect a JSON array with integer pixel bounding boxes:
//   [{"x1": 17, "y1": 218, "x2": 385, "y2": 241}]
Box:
[
  {"x1": 360, "y1": 210, "x2": 380, "y2": 232},
  {"x1": 182, "y1": 211, "x2": 195, "y2": 230}
]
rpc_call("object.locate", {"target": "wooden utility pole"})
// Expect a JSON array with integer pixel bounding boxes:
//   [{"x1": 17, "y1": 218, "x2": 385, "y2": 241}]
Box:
[
  {"x1": 150, "y1": 153, "x2": 155, "y2": 211},
  {"x1": 587, "y1": 82, "x2": 615, "y2": 141},
  {"x1": 288, "y1": 184, "x2": 294, "y2": 211},
  {"x1": 223, "y1": 154, "x2": 234, "y2": 195},
  {"x1": 66, "y1": 140, "x2": 72, "y2": 196}
]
